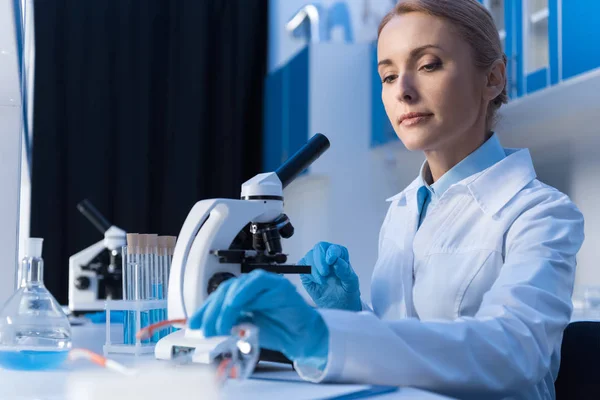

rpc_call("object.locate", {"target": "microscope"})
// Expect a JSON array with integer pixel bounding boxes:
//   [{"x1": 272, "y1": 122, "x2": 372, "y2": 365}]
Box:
[
  {"x1": 155, "y1": 133, "x2": 330, "y2": 365},
  {"x1": 68, "y1": 200, "x2": 126, "y2": 314}
]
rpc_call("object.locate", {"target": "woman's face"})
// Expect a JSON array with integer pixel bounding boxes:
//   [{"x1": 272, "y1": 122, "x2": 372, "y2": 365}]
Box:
[{"x1": 377, "y1": 12, "x2": 488, "y2": 152}]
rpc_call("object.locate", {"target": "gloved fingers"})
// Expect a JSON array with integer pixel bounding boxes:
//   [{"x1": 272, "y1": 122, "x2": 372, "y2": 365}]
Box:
[
  {"x1": 244, "y1": 284, "x2": 298, "y2": 311},
  {"x1": 216, "y1": 273, "x2": 298, "y2": 334},
  {"x1": 332, "y1": 258, "x2": 360, "y2": 293},
  {"x1": 325, "y1": 245, "x2": 342, "y2": 265},
  {"x1": 325, "y1": 244, "x2": 349, "y2": 265},
  {"x1": 188, "y1": 306, "x2": 207, "y2": 330},
  {"x1": 216, "y1": 285, "x2": 304, "y2": 335},
  {"x1": 225, "y1": 270, "x2": 288, "y2": 311},
  {"x1": 215, "y1": 277, "x2": 291, "y2": 334},
  {"x1": 300, "y1": 274, "x2": 320, "y2": 298},
  {"x1": 188, "y1": 278, "x2": 236, "y2": 329},
  {"x1": 303, "y1": 248, "x2": 329, "y2": 285},
  {"x1": 340, "y1": 245, "x2": 350, "y2": 262},
  {"x1": 198, "y1": 278, "x2": 239, "y2": 336},
  {"x1": 215, "y1": 307, "x2": 248, "y2": 336},
  {"x1": 300, "y1": 272, "x2": 315, "y2": 285},
  {"x1": 311, "y1": 243, "x2": 331, "y2": 282},
  {"x1": 214, "y1": 275, "x2": 253, "y2": 334}
]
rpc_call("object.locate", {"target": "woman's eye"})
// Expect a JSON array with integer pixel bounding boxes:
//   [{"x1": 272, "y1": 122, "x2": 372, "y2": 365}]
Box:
[
  {"x1": 421, "y1": 62, "x2": 442, "y2": 72},
  {"x1": 382, "y1": 74, "x2": 397, "y2": 84}
]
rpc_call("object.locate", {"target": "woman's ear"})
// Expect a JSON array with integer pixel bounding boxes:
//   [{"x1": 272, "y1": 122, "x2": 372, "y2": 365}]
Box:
[{"x1": 484, "y1": 59, "x2": 506, "y2": 102}]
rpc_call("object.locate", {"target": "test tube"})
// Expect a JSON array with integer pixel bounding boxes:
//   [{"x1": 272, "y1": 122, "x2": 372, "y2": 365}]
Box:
[
  {"x1": 156, "y1": 237, "x2": 168, "y2": 340},
  {"x1": 167, "y1": 236, "x2": 177, "y2": 282},
  {"x1": 121, "y1": 245, "x2": 127, "y2": 303},
  {"x1": 146, "y1": 234, "x2": 159, "y2": 343},
  {"x1": 132, "y1": 234, "x2": 141, "y2": 345},
  {"x1": 137, "y1": 234, "x2": 150, "y2": 344},
  {"x1": 166, "y1": 236, "x2": 177, "y2": 333},
  {"x1": 133, "y1": 253, "x2": 143, "y2": 344},
  {"x1": 146, "y1": 234, "x2": 156, "y2": 301},
  {"x1": 121, "y1": 243, "x2": 128, "y2": 344},
  {"x1": 124, "y1": 234, "x2": 138, "y2": 345}
]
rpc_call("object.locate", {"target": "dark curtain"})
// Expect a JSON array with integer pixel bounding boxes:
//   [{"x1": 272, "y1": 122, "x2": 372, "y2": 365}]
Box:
[{"x1": 30, "y1": 0, "x2": 268, "y2": 304}]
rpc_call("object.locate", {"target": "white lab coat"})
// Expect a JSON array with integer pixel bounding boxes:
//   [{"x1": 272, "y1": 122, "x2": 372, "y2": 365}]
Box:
[{"x1": 295, "y1": 147, "x2": 585, "y2": 400}]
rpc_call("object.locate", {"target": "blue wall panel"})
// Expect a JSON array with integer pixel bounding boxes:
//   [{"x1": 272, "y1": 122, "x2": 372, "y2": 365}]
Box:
[
  {"x1": 263, "y1": 67, "x2": 284, "y2": 172},
  {"x1": 526, "y1": 68, "x2": 548, "y2": 94},
  {"x1": 370, "y1": 42, "x2": 396, "y2": 147},
  {"x1": 286, "y1": 47, "x2": 309, "y2": 165},
  {"x1": 562, "y1": 1, "x2": 600, "y2": 80}
]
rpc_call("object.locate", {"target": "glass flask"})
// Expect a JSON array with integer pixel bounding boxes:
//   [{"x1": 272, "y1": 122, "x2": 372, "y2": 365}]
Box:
[{"x1": 0, "y1": 238, "x2": 72, "y2": 370}]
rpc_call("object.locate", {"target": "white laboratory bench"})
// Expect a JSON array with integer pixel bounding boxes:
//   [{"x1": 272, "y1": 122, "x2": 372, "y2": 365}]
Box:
[{"x1": 0, "y1": 322, "x2": 454, "y2": 400}]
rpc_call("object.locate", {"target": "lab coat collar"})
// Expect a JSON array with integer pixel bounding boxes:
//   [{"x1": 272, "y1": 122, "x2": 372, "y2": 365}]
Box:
[
  {"x1": 466, "y1": 147, "x2": 537, "y2": 216},
  {"x1": 385, "y1": 177, "x2": 422, "y2": 203},
  {"x1": 385, "y1": 147, "x2": 537, "y2": 216}
]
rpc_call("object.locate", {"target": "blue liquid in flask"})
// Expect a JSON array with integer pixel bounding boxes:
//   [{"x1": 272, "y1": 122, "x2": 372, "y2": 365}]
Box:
[{"x1": 0, "y1": 349, "x2": 69, "y2": 370}]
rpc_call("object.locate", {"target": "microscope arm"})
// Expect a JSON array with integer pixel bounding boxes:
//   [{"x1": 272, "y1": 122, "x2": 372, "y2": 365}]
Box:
[{"x1": 158, "y1": 134, "x2": 330, "y2": 364}]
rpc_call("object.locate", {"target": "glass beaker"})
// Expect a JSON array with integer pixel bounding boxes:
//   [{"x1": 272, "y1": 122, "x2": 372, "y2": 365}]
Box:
[{"x1": 0, "y1": 238, "x2": 72, "y2": 370}]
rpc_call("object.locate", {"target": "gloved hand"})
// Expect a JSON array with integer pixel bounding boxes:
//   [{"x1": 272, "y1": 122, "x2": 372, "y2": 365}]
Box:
[
  {"x1": 298, "y1": 242, "x2": 362, "y2": 311},
  {"x1": 188, "y1": 270, "x2": 329, "y2": 363}
]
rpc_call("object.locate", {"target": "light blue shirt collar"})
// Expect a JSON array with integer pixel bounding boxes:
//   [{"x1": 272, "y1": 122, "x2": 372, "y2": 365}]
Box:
[{"x1": 419, "y1": 133, "x2": 506, "y2": 199}]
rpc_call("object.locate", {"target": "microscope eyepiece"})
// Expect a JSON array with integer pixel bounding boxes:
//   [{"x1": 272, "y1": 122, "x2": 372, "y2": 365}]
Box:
[
  {"x1": 77, "y1": 199, "x2": 112, "y2": 234},
  {"x1": 275, "y1": 133, "x2": 330, "y2": 189}
]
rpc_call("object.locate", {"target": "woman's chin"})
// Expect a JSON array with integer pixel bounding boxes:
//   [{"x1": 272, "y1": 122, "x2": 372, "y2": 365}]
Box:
[{"x1": 395, "y1": 129, "x2": 438, "y2": 152}]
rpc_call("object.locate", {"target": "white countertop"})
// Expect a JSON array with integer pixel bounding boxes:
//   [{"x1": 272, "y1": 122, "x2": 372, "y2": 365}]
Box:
[{"x1": 0, "y1": 322, "x2": 454, "y2": 400}]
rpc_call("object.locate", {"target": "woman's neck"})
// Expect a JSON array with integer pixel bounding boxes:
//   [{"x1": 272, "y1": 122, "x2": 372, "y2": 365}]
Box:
[{"x1": 424, "y1": 131, "x2": 489, "y2": 183}]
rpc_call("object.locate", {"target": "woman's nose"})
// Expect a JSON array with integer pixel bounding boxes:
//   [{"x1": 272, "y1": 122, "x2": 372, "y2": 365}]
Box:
[{"x1": 394, "y1": 75, "x2": 418, "y2": 104}]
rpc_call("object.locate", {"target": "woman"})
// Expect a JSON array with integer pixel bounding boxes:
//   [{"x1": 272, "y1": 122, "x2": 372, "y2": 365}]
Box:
[{"x1": 189, "y1": 1, "x2": 584, "y2": 399}]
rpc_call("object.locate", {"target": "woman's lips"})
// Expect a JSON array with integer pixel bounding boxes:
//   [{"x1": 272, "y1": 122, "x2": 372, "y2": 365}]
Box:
[{"x1": 398, "y1": 113, "x2": 433, "y2": 127}]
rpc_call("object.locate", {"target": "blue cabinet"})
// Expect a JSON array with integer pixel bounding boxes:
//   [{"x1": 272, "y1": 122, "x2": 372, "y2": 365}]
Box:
[
  {"x1": 263, "y1": 48, "x2": 309, "y2": 172},
  {"x1": 370, "y1": 42, "x2": 397, "y2": 148},
  {"x1": 498, "y1": 0, "x2": 600, "y2": 95},
  {"x1": 561, "y1": 1, "x2": 600, "y2": 80}
]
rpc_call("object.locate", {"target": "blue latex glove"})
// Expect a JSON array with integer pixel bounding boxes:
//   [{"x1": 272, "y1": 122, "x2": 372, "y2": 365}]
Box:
[
  {"x1": 298, "y1": 242, "x2": 362, "y2": 311},
  {"x1": 189, "y1": 270, "x2": 329, "y2": 363}
]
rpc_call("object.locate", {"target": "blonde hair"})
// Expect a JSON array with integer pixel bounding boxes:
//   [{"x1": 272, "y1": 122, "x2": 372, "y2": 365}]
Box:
[{"x1": 378, "y1": 0, "x2": 508, "y2": 131}]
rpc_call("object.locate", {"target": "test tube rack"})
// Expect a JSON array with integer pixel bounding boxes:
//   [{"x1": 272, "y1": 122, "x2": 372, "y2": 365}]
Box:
[{"x1": 103, "y1": 299, "x2": 169, "y2": 356}]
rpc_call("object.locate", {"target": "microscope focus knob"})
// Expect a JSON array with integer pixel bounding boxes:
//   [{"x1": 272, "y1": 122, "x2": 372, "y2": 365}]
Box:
[
  {"x1": 75, "y1": 276, "x2": 91, "y2": 290},
  {"x1": 207, "y1": 272, "x2": 236, "y2": 295},
  {"x1": 279, "y1": 222, "x2": 294, "y2": 239}
]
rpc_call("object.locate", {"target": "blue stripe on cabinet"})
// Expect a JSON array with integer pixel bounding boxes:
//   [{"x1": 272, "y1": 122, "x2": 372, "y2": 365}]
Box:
[
  {"x1": 548, "y1": 0, "x2": 559, "y2": 85},
  {"x1": 562, "y1": 1, "x2": 600, "y2": 80},
  {"x1": 505, "y1": 0, "x2": 517, "y2": 99},
  {"x1": 514, "y1": 0, "x2": 524, "y2": 97},
  {"x1": 505, "y1": 0, "x2": 525, "y2": 98}
]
